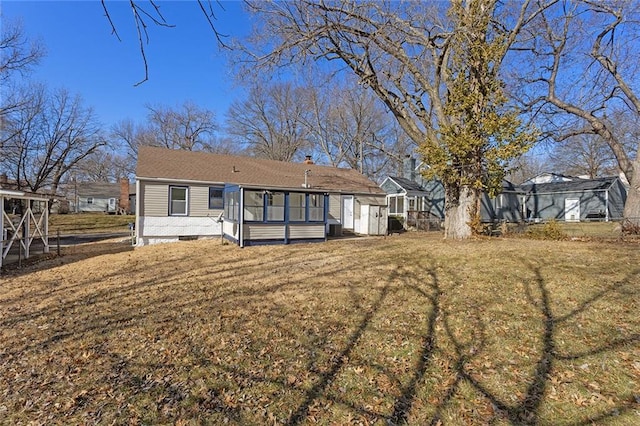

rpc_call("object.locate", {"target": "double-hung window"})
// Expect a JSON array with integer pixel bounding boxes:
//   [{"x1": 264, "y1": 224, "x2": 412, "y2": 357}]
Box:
[
  {"x1": 209, "y1": 186, "x2": 224, "y2": 210},
  {"x1": 289, "y1": 193, "x2": 306, "y2": 221},
  {"x1": 169, "y1": 186, "x2": 188, "y2": 216}
]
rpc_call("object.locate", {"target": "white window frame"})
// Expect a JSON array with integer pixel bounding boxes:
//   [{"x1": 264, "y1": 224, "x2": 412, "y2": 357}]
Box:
[{"x1": 169, "y1": 186, "x2": 188, "y2": 216}]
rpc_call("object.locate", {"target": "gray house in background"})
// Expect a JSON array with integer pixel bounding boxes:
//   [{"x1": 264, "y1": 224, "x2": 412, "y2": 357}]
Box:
[
  {"x1": 381, "y1": 161, "x2": 628, "y2": 228},
  {"x1": 519, "y1": 175, "x2": 627, "y2": 222},
  {"x1": 380, "y1": 157, "x2": 445, "y2": 228},
  {"x1": 73, "y1": 179, "x2": 133, "y2": 214},
  {"x1": 480, "y1": 180, "x2": 523, "y2": 223}
]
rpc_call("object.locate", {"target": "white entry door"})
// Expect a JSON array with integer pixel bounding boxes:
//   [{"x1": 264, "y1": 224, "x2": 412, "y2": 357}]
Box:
[
  {"x1": 342, "y1": 196, "x2": 354, "y2": 230},
  {"x1": 565, "y1": 198, "x2": 580, "y2": 222}
]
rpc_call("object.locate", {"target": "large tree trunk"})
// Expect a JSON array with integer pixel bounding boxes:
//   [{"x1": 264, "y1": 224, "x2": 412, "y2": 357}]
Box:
[
  {"x1": 623, "y1": 160, "x2": 640, "y2": 225},
  {"x1": 443, "y1": 184, "x2": 478, "y2": 240}
]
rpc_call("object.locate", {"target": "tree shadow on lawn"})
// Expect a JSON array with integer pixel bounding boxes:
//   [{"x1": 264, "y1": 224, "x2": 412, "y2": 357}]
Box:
[
  {"x1": 1, "y1": 239, "x2": 639, "y2": 424},
  {"x1": 281, "y1": 257, "x2": 640, "y2": 425},
  {"x1": 438, "y1": 263, "x2": 640, "y2": 426}
]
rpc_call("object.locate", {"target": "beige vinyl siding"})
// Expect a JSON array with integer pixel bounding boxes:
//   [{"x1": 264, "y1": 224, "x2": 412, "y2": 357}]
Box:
[
  {"x1": 289, "y1": 224, "x2": 325, "y2": 239},
  {"x1": 142, "y1": 182, "x2": 169, "y2": 217},
  {"x1": 243, "y1": 224, "x2": 285, "y2": 240},
  {"x1": 190, "y1": 185, "x2": 223, "y2": 217},
  {"x1": 328, "y1": 193, "x2": 341, "y2": 222}
]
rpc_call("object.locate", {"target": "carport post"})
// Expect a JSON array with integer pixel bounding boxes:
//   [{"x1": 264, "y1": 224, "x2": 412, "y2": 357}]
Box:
[
  {"x1": 43, "y1": 203, "x2": 49, "y2": 253},
  {"x1": 24, "y1": 210, "x2": 29, "y2": 259},
  {"x1": 0, "y1": 194, "x2": 3, "y2": 271}
]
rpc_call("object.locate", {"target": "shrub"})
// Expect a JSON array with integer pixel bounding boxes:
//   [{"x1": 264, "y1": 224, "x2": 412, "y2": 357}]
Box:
[{"x1": 525, "y1": 220, "x2": 568, "y2": 241}]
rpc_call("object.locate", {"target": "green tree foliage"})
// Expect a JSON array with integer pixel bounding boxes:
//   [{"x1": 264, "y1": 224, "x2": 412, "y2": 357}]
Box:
[{"x1": 420, "y1": 0, "x2": 537, "y2": 235}]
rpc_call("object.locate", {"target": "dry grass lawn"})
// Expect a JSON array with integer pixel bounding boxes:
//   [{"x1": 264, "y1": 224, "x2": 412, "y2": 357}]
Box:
[
  {"x1": 49, "y1": 213, "x2": 135, "y2": 235},
  {"x1": 1, "y1": 233, "x2": 639, "y2": 425}
]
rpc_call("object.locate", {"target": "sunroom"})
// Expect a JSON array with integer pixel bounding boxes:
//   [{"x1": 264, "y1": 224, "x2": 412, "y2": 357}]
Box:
[{"x1": 222, "y1": 184, "x2": 329, "y2": 247}]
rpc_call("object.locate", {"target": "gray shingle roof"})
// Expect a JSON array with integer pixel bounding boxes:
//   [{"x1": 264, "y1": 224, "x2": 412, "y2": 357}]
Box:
[
  {"x1": 388, "y1": 176, "x2": 426, "y2": 192},
  {"x1": 77, "y1": 182, "x2": 121, "y2": 198},
  {"x1": 519, "y1": 177, "x2": 617, "y2": 194},
  {"x1": 136, "y1": 146, "x2": 385, "y2": 195}
]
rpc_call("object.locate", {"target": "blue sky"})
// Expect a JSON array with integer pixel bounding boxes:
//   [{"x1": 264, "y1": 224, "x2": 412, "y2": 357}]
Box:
[{"x1": 3, "y1": 0, "x2": 250, "y2": 127}]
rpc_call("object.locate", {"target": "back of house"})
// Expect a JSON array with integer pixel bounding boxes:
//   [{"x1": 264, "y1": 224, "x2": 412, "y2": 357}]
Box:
[{"x1": 135, "y1": 147, "x2": 388, "y2": 247}]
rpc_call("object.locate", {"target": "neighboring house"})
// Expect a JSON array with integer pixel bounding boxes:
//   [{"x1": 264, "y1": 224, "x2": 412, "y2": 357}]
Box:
[
  {"x1": 480, "y1": 180, "x2": 523, "y2": 223},
  {"x1": 380, "y1": 162, "x2": 627, "y2": 226},
  {"x1": 75, "y1": 182, "x2": 119, "y2": 213},
  {"x1": 73, "y1": 179, "x2": 132, "y2": 214},
  {"x1": 519, "y1": 175, "x2": 627, "y2": 222},
  {"x1": 380, "y1": 157, "x2": 446, "y2": 226},
  {"x1": 135, "y1": 146, "x2": 388, "y2": 247}
]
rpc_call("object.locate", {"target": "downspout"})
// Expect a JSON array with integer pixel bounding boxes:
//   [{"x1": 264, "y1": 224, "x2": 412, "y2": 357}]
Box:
[
  {"x1": 605, "y1": 189, "x2": 609, "y2": 222},
  {"x1": 135, "y1": 179, "x2": 141, "y2": 246},
  {"x1": 324, "y1": 194, "x2": 329, "y2": 241}
]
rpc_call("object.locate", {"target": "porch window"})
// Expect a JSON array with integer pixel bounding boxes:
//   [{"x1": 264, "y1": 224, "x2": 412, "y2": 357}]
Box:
[
  {"x1": 209, "y1": 186, "x2": 224, "y2": 210},
  {"x1": 388, "y1": 195, "x2": 405, "y2": 215},
  {"x1": 267, "y1": 192, "x2": 285, "y2": 221},
  {"x1": 289, "y1": 193, "x2": 306, "y2": 221},
  {"x1": 224, "y1": 190, "x2": 239, "y2": 221},
  {"x1": 169, "y1": 186, "x2": 188, "y2": 216},
  {"x1": 397, "y1": 196, "x2": 404, "y2": 214},
  {"x1": 308, "y1": 194, "x2": 324, "y2": 222},
  {"x1": 244, "y1": 190, "x2": 264, "y2": 221}
]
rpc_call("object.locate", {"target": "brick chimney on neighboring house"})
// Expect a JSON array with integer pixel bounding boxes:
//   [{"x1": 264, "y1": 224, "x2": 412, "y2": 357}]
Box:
[
  {"x1": 119, "y1": 178, "x2": 130, "y2": 213},
  {"x1": 0, "y1": 173, "x2": 7, "y2": 188},
  {"x1": 304, "y1": 155, "x2": 314, "y2": 165}
]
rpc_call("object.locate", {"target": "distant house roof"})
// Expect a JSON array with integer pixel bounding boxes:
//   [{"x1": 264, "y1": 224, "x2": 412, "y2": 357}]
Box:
[
  {"x1": 136, "y1": 146, "x2": 385, "y2": 195},
  {"x1": 522, "y1": 172, "x2": 575, "y2": 184},
  {"x1": 519, "y1": 176, "x2": 619, "y2": 194},
  {"x1": 386, "y1": 176, "x2": 426, "y2": 192},
  {"x1": 77, "y1": 182, "x2": 121, "y2": 198}
]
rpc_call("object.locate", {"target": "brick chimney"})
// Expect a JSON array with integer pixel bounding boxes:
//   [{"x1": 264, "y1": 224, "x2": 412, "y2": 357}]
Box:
[
  {"x1": 119, "y1": 178, "x2": 130, "y2": 213},
  {"x1": 304, "y1": 155, "x2": 314, "y2": 165},
  {"x1": 0, "y1": 173, "x2": 7, "y2": 187}
]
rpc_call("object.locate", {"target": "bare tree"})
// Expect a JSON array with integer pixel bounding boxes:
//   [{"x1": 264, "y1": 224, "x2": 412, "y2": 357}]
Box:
[
  {"x1": 100, "y1": 0, "x2": 228, "y2": 86},
  {"x1": 144, "y1": 100, "x2": 219, "y2": 152},
  {"x1": 74, "y1": 150, "x2": 132, "y2": 182},
  {"x1": 549, "y1": 134, "x2": 618, "y2": 179},
  {"x1": 506, "y1": 151, "x2": 549, "y2": 184},
  {"x1": 0, "y1": 18, "x2": 45, "y2": 82},
  {"x1": 225, "y1": 81, "x2": 311, "y2": 162},
  {"x1": 519, "y1": 0, "x2": 640, "y2": 221},
  {"x1": 242, "y1": 0, "x2": 547, "y2": 238},
  {"x1": 304, "y1": 78, "x2": 412, "y2": 181},
  {"x1": 0, "y1": 17, "x2": 45, "y2": 143},
  {"x1": 0, "y1": 84, "x2": 106, "y2": 196}
]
